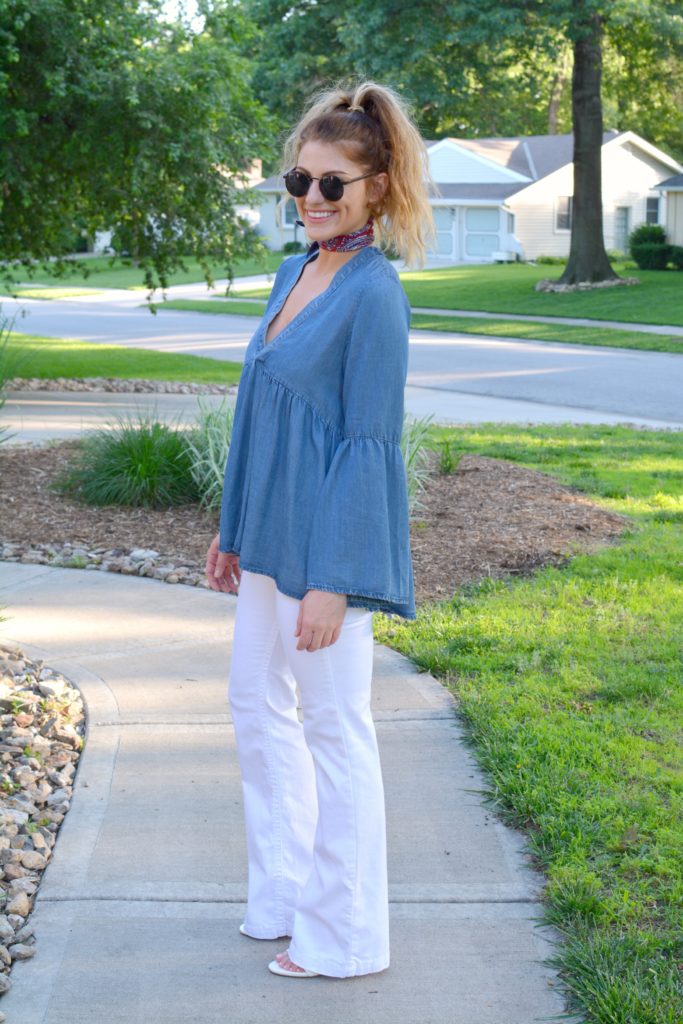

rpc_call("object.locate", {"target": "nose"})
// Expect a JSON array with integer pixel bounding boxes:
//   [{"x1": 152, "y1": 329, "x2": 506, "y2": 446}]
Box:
[{"x1": 306, "y1": 178, "x2": 326, "y2": 203}]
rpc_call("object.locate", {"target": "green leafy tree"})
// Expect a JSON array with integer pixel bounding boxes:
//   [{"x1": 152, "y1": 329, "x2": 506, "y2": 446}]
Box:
[
  {"x1": 245, "y1": 0, "x2": 682, "y2": 283},
  {"x1": 428, "y1": 0, "x2": 683, "y2": 282},
  {"x1": 0, "y1": 0, "x2": 278, "y2": 303},
  {"x1": 244, "y1": 0, "x2": 572, "y2": 142}
]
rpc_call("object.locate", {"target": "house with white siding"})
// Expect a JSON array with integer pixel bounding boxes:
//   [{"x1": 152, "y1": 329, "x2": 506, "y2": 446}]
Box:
[
  {"x1": 656, "y1": 173, "x2": 683, "y2": 245},
  {"x1": 252, "y1": 130, "x2": 682, "y2": 263}
]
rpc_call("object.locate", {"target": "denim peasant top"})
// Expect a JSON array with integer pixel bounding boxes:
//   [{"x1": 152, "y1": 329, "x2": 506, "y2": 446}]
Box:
[{"x1": 218, "y1": 242, "x2": 416, "y2": 620}]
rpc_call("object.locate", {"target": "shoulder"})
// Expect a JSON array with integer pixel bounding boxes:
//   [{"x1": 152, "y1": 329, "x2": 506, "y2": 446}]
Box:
[{"x1": 352, "y1": 250, "x2": 411, "y2": 322}]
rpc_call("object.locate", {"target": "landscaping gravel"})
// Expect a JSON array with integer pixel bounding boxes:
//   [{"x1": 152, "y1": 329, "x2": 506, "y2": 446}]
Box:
[
  {"x1": 0, "y1": 642, "x2": 85, "y2": 1001},
  {"x1": 6, "y1": 377, "x2": 238, "y2": 395}
]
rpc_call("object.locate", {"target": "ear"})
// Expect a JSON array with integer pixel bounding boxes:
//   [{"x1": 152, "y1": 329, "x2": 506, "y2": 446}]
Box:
[{"x1": 367, "y1": 172, "x2": 388, "y2": 206}]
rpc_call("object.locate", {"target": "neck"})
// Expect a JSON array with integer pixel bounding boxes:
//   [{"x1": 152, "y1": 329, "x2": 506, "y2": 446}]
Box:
[
  {"x1": 300, "y1": 216, "x2": 374, "y2": 271},
  {"x1": 319, "y1": 216, "x2": 374, "y2": 253},
  {"x1": 308, "y1": 245, "x2": 361, "y2": 273}
]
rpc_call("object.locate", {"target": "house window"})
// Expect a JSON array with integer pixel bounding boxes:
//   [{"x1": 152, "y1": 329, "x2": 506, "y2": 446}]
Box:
[
  {"x1": 507, "y1": 211, "x2": 515, "y2": 233},
  {"x1": 281, "y1": 197, "x2": 299, "y2": 227},
  {"x1": 646, "y1": 197, "x2": 660, "y2": 224},
  {"x1": 556, "y1": 196, "x2": 572, "y2": 231}
]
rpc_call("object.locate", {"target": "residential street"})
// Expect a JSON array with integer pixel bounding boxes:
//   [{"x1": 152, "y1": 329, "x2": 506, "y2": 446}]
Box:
[{"x1": 2, "y1": 285, "x2": 682, "y2": 429}]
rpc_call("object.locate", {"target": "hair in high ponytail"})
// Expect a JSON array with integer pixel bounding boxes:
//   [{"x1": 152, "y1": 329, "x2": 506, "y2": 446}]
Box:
[{"x1": 279, "y1": 79, "x2": 437, "y2": 269}]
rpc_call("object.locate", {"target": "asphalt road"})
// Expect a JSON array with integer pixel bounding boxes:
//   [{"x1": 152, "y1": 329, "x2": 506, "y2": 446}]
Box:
[{"x1": 2, "y1": 287, "x2": 681, "y2": 427}]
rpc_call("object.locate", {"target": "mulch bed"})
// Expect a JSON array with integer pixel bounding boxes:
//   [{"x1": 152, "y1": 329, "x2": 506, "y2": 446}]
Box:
[{"x1": 0, "y1": 440, "x2": 632, "y2": 607}]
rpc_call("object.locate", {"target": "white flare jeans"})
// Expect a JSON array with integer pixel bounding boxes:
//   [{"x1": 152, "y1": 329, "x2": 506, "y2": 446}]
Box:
[{"x1": 227, "y1": 568, "x2": 390, "y2": 978}]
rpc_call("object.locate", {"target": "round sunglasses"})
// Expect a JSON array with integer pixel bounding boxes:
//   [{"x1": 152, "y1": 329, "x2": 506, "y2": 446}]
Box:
[{"x1": 283, "y1": 168, "x2": 377, "y2": 203}]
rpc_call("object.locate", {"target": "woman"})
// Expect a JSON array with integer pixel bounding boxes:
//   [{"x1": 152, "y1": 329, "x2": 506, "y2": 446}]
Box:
[{"x1": 205, "y1": 79, "x2": 435, "y2": 979}]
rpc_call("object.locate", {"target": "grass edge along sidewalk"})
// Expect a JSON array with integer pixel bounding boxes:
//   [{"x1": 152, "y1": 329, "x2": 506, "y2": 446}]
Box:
[
  {"x1": 231, "y1": 260, "x2": 683, "y2": 329},
  {"x1": 5, "y1": 257, "x2": 682, "y2": 328},
  {"x1": 155, "y1": 297, "x2": 683, "y2": 355},
  {"x1": 373, "y1": 422, "x2": 682, "y2": 1024},
  {"x1": 2, "y1": 334, "x2": 244, "y2": 386}
]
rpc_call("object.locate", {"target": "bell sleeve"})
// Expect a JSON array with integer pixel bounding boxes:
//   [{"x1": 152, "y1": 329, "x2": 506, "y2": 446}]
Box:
[{"x1": 304, "y1": 275, "x2": 416, "y2": 619}]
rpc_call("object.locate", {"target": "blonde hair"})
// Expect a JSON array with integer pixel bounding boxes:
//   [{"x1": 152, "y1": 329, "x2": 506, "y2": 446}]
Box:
[{"x1": 279, "y1": 79, "x2": 437, "y2": 269}]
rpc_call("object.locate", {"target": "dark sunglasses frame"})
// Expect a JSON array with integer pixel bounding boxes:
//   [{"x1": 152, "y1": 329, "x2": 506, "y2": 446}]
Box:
[{"x1": 283, "y1": 168, "x2": 377, "y2": 202}]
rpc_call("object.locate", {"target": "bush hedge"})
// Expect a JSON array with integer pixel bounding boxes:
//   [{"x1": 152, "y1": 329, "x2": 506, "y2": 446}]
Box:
[
  {"x1": 627, "y1": 222, "x2": 682, "y2": 271},
  {"x1": 628, "y1": 223, "x2": 667, "y2": 249},
  {"x1": 630, "y1": 242, "x2": 673, "y2": 270},
  {"x1": 670, "y1": 245, "x2": 683, "y2": 271}
]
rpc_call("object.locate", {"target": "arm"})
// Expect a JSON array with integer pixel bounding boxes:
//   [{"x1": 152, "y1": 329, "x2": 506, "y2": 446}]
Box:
[{"x1": 303, "y1": 272, "x2": 413, "y2": 614}]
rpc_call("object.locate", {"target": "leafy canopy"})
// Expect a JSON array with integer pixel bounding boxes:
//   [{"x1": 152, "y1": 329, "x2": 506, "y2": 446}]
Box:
[{"x1": 0, "y1": 0, "x2": 278, "y2": 300}]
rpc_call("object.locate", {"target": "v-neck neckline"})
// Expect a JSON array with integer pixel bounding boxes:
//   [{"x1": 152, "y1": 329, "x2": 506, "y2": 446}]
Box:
[{"x1": 258, "y1": 246, "x2": 375, "y2": 353}]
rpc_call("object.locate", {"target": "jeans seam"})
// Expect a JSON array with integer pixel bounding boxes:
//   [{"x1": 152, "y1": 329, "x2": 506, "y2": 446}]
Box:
[
  {"x1": 322, "y1": 642, "x2": 359, "y2": 967},
  {"x1": 258, "y1": 622, "x2": 289, "y2": 935}
]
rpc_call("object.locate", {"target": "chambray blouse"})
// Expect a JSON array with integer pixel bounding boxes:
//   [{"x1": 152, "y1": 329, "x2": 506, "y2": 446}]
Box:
[{"x1": 218, "y1": 242, "x2": 416, "y2": 620}]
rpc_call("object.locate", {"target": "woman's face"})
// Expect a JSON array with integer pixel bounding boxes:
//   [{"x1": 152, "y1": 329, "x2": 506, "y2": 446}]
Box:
[{"x1": 292, "y1": 139, "x2": 387, "y2": 242}]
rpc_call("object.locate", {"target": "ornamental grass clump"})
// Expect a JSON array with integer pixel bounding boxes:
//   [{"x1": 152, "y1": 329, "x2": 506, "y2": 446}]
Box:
[
  {"x1": 53, "y1": 411, "x2": 202, "y2": 508},
  {"x1": 0, "y1": 309, "x2": 25, "y2": 446},
  {"x1": 183, "y1": 396, "x2": 235, "y2": 512},
  {"x1": 402, "y1": 412, "x2": 435, "y2": 520}
]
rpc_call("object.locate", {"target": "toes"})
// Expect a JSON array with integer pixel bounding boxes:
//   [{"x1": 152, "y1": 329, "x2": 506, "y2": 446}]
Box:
[
  {"x1": 274, "y1": 947, "x2": 306, "y2": 972},
  {"x1": 283, "y1": 954, "x2": 304, "y2": 972}
]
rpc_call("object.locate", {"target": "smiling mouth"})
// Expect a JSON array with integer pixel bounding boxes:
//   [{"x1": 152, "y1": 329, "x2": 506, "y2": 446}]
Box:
[{"x1": 306, "y1": 210, "x2": 336, "y2": 221}]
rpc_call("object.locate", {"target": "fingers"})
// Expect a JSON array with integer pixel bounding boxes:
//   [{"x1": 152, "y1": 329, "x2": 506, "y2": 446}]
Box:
[
  {"x1": 205, "y1": 544, "x2": 240, "y2": 594},
  {"x1": 294, "y1": 626, "x2": 338, "y2": 652}
]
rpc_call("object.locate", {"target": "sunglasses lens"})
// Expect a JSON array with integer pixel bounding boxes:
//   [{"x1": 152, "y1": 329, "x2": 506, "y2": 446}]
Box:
[
  {"x1": 284, "y1": 170, "x2": 310, "y2": 197},
  {"x1": 320, "y1": 176, "x2": 344, "y2": 201}
]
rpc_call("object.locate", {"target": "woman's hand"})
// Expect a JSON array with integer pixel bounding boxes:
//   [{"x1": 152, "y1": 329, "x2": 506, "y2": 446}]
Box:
[
  {"x1": 205, "y1": 532, "x2": 241, "y2": 594},
  {"x1": 295, "y1": 590, "x2": 347, "y2": 652}
]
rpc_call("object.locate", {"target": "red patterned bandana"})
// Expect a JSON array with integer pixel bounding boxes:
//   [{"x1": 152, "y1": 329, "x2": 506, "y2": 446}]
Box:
[{"x1": 319, "y1": 217, "x2": 375, "y2": 252}]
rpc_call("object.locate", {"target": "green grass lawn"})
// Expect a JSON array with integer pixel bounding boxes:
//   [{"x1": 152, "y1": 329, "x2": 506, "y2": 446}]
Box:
[
  {"x1": 0, "y1": 251, "x2": 286, "y2": 291},
  {"x1": 375, "y1": 422, "x2": 682, "y2": 1024},
  {"x1": 402, "y1": 262, "x2": 683, "y2": 327},
  {"x1": 4, "y1": 254, "x2": 682, "y2": 329},
  {"x1": 159, "y1": 298, "x2": 268, "y2": 318},
  {"x1": 411, "y1": 314, "x2": 683, "y2": 354},
  {"x1": 156, "y1": 297, "x2": 682, "y2": 353},
  {"x1": 3, "y1": 334, "x2": 243, "y2": 385},
  {"x1": 10, "y1": 286, "x2": 107, "y2": 300},
  {"x1": 241, "y1": 260, "x2": 683, "y2": 328}
]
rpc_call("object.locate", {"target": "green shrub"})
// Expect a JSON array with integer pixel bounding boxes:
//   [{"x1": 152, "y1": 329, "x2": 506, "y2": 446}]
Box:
[
  {"x1": 630, "y1": 242, "x2": 672, "y2": 270},
  {"x1": 283, "y1": 241, "x2": 306, "y2": 254},
  {"x1": 628, "y1": 222, "x2": 667, "y2": 252},
  {"x1": 669, "y1": 245, "x2": 683, "y2": 270},
  {"x1": 535, "y1": 255, "x2": 568, "y2": 265},
  {"x1": 183, "y1": 396, "x2": 235, "y2": 511},
  {"x1": 52, "y1": 411, "x2": 202, "y2": 508}
]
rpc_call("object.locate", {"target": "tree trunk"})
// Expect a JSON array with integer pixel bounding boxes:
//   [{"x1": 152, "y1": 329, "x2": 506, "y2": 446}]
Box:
[{"x1": 559, "y1": 13, "x2": 619, "y2": 284}]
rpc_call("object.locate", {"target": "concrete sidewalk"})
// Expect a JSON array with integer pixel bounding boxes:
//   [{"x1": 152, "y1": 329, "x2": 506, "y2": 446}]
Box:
[
  {"x1": 0, "y1": 562, "x2": 577, "y2": 1023},
  {"x1": 4, "y1": 386, "x2": 681, "y2": 447}
]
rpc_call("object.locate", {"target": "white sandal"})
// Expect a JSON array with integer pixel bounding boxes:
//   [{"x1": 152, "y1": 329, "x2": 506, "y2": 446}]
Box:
[
  {"x1": 240, "y1": 923, "x2": 290, "y2": 939},
  {"x1": 268, "y1": 951, "x2": 319, "y2": 978}
]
